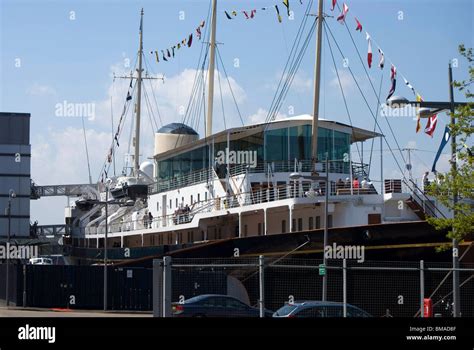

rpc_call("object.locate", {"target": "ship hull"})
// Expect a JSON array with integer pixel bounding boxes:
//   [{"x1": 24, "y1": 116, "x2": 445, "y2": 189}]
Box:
[{"x1": 65, "y1": 221, "x2": 471, "y2": 267}]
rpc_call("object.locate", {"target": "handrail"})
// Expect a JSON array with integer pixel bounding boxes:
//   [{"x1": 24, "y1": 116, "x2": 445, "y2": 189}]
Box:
[
  {"x1": 87, "y1": 178, "x2": 382, "y2": 235},
  {"x1": 403, "y1": 179, "x2": 446, "y2": 219},
  {"x1": 150, "y1": 159, "x2": 365, "y2": 195}
]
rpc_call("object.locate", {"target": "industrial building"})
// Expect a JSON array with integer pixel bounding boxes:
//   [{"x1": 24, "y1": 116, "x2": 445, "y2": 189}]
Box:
[{"x1": 0, "y1": 112, "x2": 31, "y2": 238}]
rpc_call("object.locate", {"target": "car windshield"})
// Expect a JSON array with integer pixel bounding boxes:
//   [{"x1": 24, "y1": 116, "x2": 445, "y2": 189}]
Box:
[{"x1": 274, "y1": 304, "x2": 298, "y2": 316}]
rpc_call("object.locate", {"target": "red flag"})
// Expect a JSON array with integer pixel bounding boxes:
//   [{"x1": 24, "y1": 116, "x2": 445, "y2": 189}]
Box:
[
  {"x1": 355, "y1": 17, "x2": 362, "y2": 32},
  {"x1": 424, "y1": 114, "x2": 438, "y2": 137},
  {"x1": 366, "y1": 32, "x2": 372, "y2": 68},
  {"x1": 331, "y1": 0, "x2": 337, "y2": 11},
  {"x1": 337, "y1": 3, "x2": 349, "y2": 23}
]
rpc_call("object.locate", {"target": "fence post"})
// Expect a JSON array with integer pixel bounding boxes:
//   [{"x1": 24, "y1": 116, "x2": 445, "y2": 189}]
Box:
[
  {"x1": 163, "y1": 256, "x2": 172, "y2": 317},
  {"x1": 343, "y1": 259, "x2": 347, "y2": 318},
  {"x1": 420, "y1": 260, "x2": 424, "y2": 318},
  {"x1": 152, "y1": 259, "x2": 163, "y2": 317},
  {"x1": 22, "y1": 264, "x2": 27, "y2": 308},
  {"x1": 259, "y1": 255, "x2": 265, "y2": 318}
]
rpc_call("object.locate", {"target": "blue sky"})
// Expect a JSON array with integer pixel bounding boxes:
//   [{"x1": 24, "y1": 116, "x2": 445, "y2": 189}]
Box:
[{"x1": 0, "y1": 0, "x2": 472, "y2": 224}]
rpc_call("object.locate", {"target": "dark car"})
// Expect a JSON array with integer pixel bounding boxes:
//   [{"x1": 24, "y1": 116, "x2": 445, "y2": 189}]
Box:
[
  {"x1": 273, "y1": 301, "x2": 372, "y2": 318},
  {"x1": 172, "y1": 294, "x2": 273, "y2": 317}
]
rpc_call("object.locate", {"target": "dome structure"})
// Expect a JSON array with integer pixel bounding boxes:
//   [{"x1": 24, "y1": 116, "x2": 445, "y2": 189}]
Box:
[
  {"x1": 154, "y1": 123, "x2": 199, "y2": 156},
  {"x1": 157, "y1": 123, "x2": 198, "y2": 136}
]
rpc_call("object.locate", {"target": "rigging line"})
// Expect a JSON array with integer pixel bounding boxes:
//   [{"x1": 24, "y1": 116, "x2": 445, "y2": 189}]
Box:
[
  {"x1": 216, "y1": 46, "x2": 244, "y2": 126},
  {"x1": 279, "y1": 13, "x2": 306, "y2": 110},
  {"x1": 269, "y1": 9, "x2": 316, "y2": 123},
  {"x1": 147, "y1": 78, "x2": 163, "y2": 127},
  {"x1": 142, "y1": 54, "x2": 163, "y2": 127},
  {"x1": 265, "y1": 15, "x2": 315, "y2": 127},
  {"x1": 110, "y1": 96, "x2": 116, "y2": 177},
  {"x1": 168, "y1": 2, "x2": 212, "y2": 150},
  {"x1": 265, "y1": 0, "x2": 313, "y2": 124},
  {"x1": 98, "y1": 60, "x2": 140, "y2": 182},
  {"x1": 172, "y1": 47, "x2": 209, "y2": 150},
  {"x1": 334, "y1": 9, "x2": 407, "y2": 168},
  {"x1": 324, "y1": 21, "x2": 408, "y2": 179},
  {"x1": 334, "y1": 2, "x2": 422, "y2": 100},
  {"x1": 266, "y1": 16, "x2": 316, "y2": 128},
  {"x1": 266, "y1": 3, "x2": 313, "y2": 124},
  {"x1": 324, "y1": 26, "x2": 361, "y2": 162},
  {"x1": 98, "y1": 82, "x2": 137, "y2": 182},
  {"x1": 142, "y1": 82, "x2": 159, "y2": 132},
  {"x1": 143, "y1": 85, "x2": 159, "y2": 134},
  {"x1": 80, "y1": 116, "x2": 93, "y2": 184},
  {"x1": 215, "y1": 54, "x2": 227, "y2": 130},
  {"x1": 368, "y1": 72, "x2": 384, "y2": 177},
  {"x1": 182, "y1": 2, "x2": 212, "y2": 122}
]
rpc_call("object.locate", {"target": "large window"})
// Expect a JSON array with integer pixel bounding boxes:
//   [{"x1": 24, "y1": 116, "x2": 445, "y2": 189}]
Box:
[{"x1": 158, "y1": 125, "x2": 351, "y2": 182}]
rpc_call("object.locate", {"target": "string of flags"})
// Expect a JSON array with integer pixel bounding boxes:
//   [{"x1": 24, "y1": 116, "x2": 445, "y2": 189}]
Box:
[
  {"x1": 332, "y1": 0, "x2": 438, "y2": 137},
  {"x1": 150, "y1": 20, "x2": 205, "y2": 63},
  {"x1": 223, "y1": 0, "x2": 304, "y2": 23}
]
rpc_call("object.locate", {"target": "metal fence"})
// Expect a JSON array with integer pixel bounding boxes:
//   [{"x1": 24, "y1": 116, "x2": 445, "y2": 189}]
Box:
[{"x1": 153, "y1": 257, "x2": 474, "y2": 318}]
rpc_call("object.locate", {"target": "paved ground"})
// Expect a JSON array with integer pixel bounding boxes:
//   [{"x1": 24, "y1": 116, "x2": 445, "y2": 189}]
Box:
[{"x1": 0, "y1": 307, "x2": 152, "y2": 317}]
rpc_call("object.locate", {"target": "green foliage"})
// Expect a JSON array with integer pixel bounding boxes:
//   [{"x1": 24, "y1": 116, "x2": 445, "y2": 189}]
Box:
[{"x1": 426, "y1": 45, "x2": 474, "y2": 243}]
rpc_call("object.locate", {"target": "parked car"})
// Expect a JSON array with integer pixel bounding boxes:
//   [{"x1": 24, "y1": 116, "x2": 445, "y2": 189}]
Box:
[
  {"x1": 28, "y1": 257, "x2": 53, "y2": 265},
  {"x1": 172, "y1": 294, "x2": 273, "y2": 317},
  {"x1": 273, "y1": 301, "x2": 372, "y2": 318}
]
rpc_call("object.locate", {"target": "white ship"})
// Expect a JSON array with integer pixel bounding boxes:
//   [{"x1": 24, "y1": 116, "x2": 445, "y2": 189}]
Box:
[{"x1": 63, "y1": 2, "x2": 450, "y2": 262}]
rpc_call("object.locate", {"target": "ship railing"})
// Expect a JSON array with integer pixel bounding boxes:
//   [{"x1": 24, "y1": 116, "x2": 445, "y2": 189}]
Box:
[
  {"x1": 229, "y1": 159, "x2": 353, "y2": 177},
  {"x1": 149, "y1": 167, "x2": 218, "y2": 194},
  {"x1": 150, "y1": 159, "x2": 361, "y2": 195},
  {"x1": 403, "y1": 179, "x2": 446, "y2": 219},
  {"x1": 91, "y1": 177, "x2": 380, "y2": 235}
]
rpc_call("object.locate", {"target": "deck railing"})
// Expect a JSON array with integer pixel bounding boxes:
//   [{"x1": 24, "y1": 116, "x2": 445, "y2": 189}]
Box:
[{"x1": 87, "y1": 178, "x2": 379, "y2": 235}]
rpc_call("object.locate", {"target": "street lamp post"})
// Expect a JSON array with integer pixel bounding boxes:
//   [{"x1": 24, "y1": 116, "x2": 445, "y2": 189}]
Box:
[
  {"x1": 386, "y1": 64, "x2": 471, "y2": 317},
  {"x1": 290, "y1": 156, "x2": 329, "y2": 301},
  {"x1": 5, "y1": 189, "x2": 16, "y2": 307}
]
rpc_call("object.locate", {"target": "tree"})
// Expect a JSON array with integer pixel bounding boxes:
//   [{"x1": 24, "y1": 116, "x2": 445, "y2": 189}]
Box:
[{"x1": 426, "y1": 45, "x2": 473, "y2": 245}]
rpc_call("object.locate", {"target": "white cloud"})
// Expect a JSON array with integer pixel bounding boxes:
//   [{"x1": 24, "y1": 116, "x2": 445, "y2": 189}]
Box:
[
  {"x1": 246, "y1": 108, "x2": 287, "y2": 125},
  {"x1": 264, "y1": 71, "x2": 313, "y2": 93},
  {"x1": 26, "y1": 83, "x2": 56, "y2": 96},
  {"x1": 31, "y1": 127, "x2": 112, "y2": 185},
  {"x1": 92, "y1": 64, "x2": 246, "y2": 136},
  {"x1": 329, "y1": 68, "x2": 356, "y2": 92}
]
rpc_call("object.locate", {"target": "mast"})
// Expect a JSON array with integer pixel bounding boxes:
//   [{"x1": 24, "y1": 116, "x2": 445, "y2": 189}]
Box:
[
  {"x1": 134, "y1": 8, "x2": 144, "y2": 176},
  {"x1": 206, "y1": 0, "x2": 217, "y2": 138},
  {"x1": 311, "y1": 0, "x2": 324, "y2": 173}
]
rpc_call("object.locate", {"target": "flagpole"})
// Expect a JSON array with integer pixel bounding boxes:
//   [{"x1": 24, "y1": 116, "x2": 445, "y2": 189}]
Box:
[
  {"x1": 311, "y1": 0, "x2": 324, "y2": 174},
  {"x1": 134, "y1": 8, "x2": 144, "y2": 176},
  {"x1": 206, "y1": 0, "x2": 217, "y2": 138}
]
